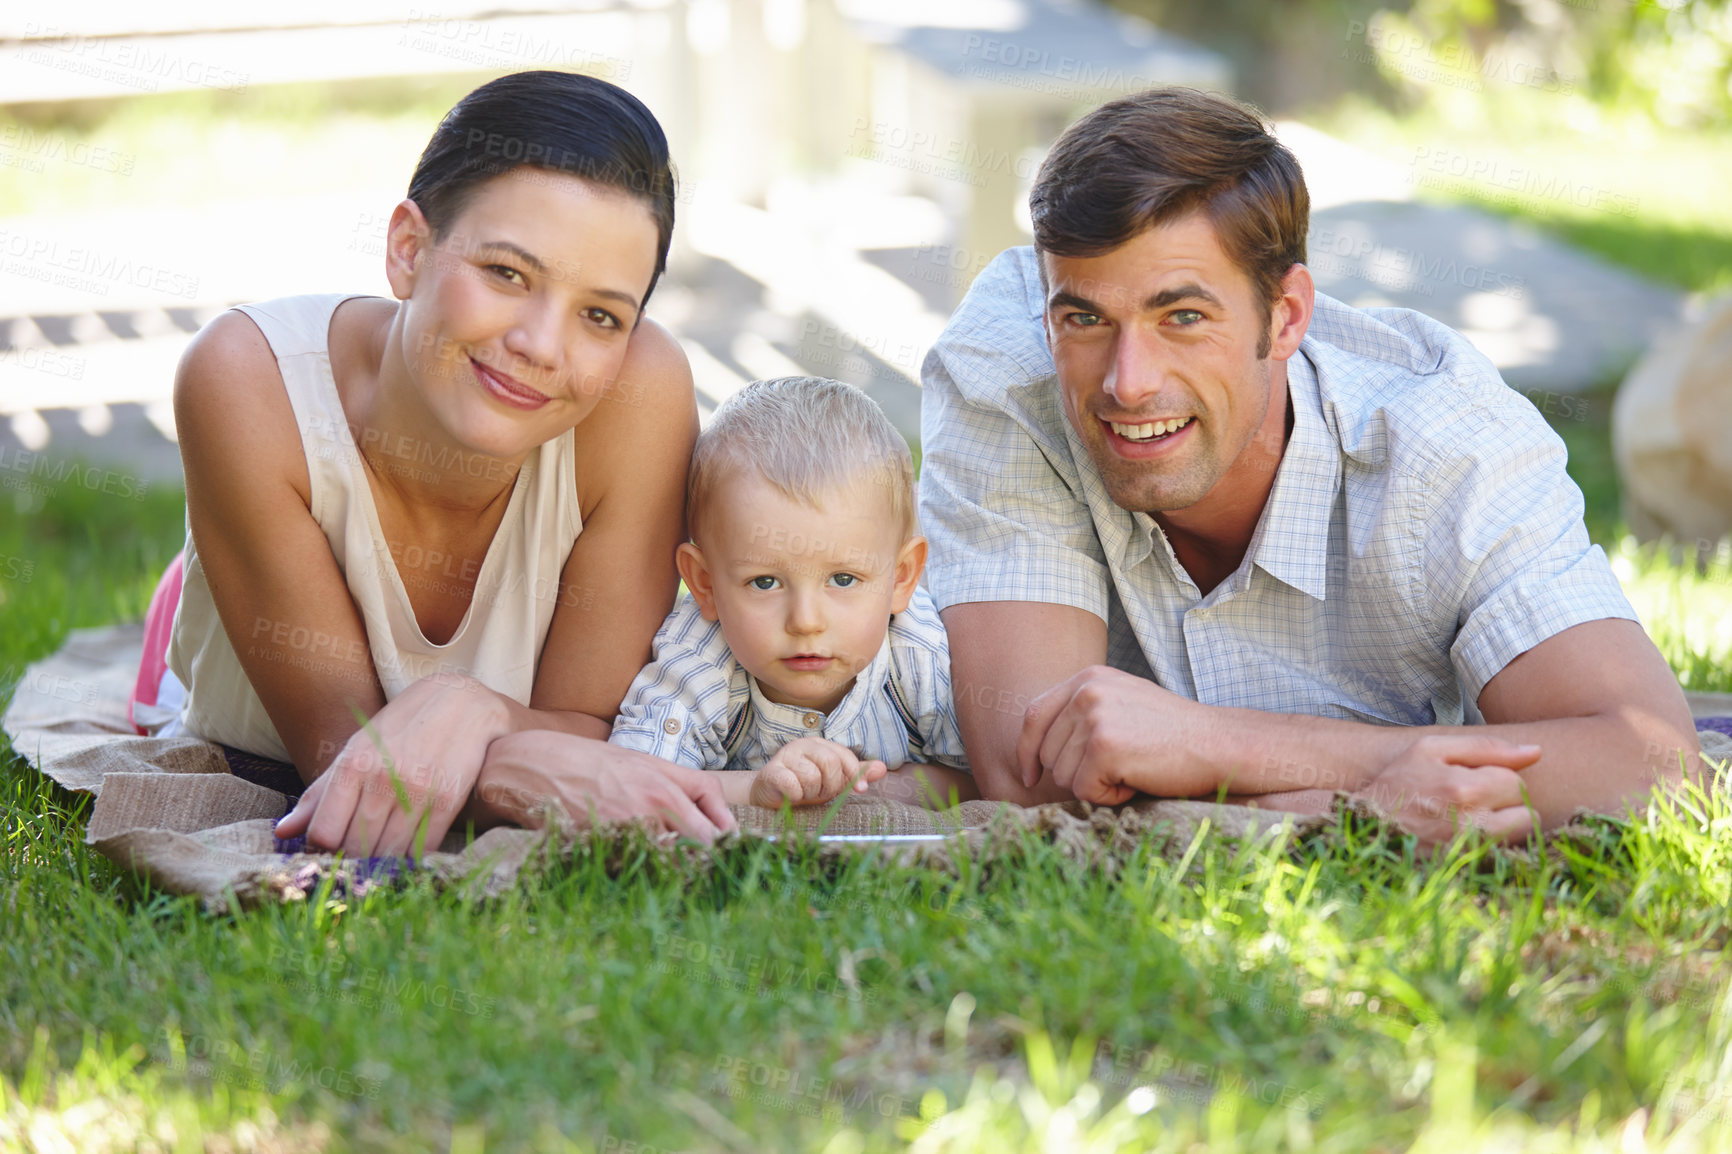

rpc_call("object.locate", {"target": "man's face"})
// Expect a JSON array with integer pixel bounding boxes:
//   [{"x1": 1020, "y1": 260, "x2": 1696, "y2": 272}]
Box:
[{"x1": 1042, "y1": 212, "x2": 1284, "y2": 514}]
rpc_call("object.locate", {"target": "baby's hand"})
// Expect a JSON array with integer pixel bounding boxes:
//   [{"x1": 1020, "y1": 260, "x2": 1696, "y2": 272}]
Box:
[{"x1": 750, "y1": 738, "x2": 888, "y2": 808}]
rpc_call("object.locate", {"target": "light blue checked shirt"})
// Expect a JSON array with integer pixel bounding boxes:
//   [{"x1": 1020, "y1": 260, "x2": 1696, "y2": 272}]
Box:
[
  {"x1": 919, "y1": 246, "x2": 1637, "y2": 726},
  {"x1": 608, "y1": 588, "x2": 970, "y2": 771}
]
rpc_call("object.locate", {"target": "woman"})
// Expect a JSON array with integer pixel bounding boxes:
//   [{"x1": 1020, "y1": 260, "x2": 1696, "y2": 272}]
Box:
[{"x1": 132, "y1": 71, "x2": 734, "y2": 855}]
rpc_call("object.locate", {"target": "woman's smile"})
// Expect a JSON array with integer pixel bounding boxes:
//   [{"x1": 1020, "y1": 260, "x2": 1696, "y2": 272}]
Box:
[{"x1": 470, "y1": 355, "x2": 553, "y2": 411}]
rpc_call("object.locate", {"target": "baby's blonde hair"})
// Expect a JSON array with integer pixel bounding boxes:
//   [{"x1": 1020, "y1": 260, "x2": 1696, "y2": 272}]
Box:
[{"x1": 688, "y1": 376, "x2": 916, "y2": 544}]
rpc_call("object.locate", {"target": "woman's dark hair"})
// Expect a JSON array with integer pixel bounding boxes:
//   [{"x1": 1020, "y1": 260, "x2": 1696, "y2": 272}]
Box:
[
  {"x1": 406, "y1": 70, "x2": 676, "y2": 309},
  {"x1": 1030, "y1": 88, "x2": 1307, "y2": 354}
]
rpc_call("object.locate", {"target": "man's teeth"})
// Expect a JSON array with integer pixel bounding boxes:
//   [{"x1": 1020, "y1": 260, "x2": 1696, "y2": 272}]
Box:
[{"x1": 1110, "y1": 417, "x2": 1191, "y2": 442}]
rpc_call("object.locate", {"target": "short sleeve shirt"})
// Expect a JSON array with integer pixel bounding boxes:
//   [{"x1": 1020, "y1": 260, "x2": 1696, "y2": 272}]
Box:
[
  {"x1": 918, "y1": 246, "x2": 1637, "y2": 725},
  {"x1": 608, "y1": 587, "x2": 970, "y2": 771}
]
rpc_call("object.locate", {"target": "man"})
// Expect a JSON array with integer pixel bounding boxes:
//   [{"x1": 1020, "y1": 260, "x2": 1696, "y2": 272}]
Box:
[{"x1": 919, "y1": 88, "x2": 1699, "y2": 843}]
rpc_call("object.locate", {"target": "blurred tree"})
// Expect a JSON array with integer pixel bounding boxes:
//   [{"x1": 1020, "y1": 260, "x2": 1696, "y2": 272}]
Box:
[{"x1": 1111, "y1": 0, "x2": 1392, "y2": 111}]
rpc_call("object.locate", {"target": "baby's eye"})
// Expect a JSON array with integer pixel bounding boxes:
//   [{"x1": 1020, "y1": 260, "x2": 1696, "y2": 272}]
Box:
[
  {"x1": 829, "y1": 573, "x2": 859, "y2": 588},
  {"x1": 748, "y1": 576, "x2": 779, "y2": 591}
]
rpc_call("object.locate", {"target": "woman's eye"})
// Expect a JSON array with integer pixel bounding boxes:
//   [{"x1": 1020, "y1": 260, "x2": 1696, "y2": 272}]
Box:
[
  {"x1": 830, "y1": 573, "x2": 859, "y2": 588},
  {"x1": 585, "y1": 307, "x2": 621, "y2": 330},
  {"x1": 749, "y1": 576, "x2": 779, "y2": 591},
  {"x1": 488, "y1": 265, "x2": 525, "y2": 286},
  {"x1": 1170, "y1": 309, "x2": 1205, "y2": 326}
]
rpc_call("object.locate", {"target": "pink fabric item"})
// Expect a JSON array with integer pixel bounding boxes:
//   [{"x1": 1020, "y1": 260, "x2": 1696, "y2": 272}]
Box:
[{"x1": 130, "y1": 551, "x2": 185, "y2": 733}]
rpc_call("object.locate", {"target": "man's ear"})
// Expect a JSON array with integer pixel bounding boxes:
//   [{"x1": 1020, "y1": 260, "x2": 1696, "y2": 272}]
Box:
[
  {"x1": 1266, "y1": 262, "x2": 1315, "y2": 362},
  {"x1": 1037, "y1": 252, "x2": 1054, "y2": 348},
  {"x1": 888, "y1": 535, "x2": 929, "y2": 615},
  {"x1": 676, "y1": 542, "x2": 720, "y2": 621},
  {"x1": 384, "y1": 198, "x2": 435, "y2": 302}
]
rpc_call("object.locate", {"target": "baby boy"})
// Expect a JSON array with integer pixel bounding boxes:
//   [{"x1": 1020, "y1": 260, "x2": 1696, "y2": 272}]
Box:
[{"x1": 609, "y1": 376, "x2": 976, "y2": 809}]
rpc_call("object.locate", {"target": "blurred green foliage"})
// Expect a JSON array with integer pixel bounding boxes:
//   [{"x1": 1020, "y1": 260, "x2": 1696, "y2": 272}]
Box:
[{"x1": 1115, "y1": 0, "x2": 1732, "y2": 126}]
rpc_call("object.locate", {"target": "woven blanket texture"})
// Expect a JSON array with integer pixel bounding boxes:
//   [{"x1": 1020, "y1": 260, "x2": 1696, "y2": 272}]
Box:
[{"x1": 8, "y1": 623, "x2": 1729, "y2": 911}]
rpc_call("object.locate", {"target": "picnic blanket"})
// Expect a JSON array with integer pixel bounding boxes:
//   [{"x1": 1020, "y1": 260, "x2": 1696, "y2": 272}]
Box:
[{"x1": 7, "y1": 624, "x2": 1730, "y2": 911}]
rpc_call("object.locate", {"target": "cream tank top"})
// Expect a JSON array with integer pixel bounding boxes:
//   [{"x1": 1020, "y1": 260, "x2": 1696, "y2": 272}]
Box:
[{"x1": 168, "y1": 293, "x2": 584, "y2": 762}]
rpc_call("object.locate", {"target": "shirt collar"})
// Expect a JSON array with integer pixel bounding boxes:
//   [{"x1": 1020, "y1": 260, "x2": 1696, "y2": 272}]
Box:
[
  {"x1": 746, "y1": 633, "x2": 894, "y2": 736},
  {"x1": 1247, "y1": 349, "x2": 1342, "y2": 602},
  {"x1": 1061, "y1": 413, "x2": 1159, "y2": 574}
]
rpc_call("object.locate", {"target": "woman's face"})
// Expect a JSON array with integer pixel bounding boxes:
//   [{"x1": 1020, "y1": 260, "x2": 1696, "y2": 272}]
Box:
[{"x1": 385, "y1": 167, "x2": 660, "y2": 461}]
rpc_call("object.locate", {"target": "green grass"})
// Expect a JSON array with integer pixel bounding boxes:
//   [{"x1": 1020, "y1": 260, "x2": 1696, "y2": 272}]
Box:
[
  {"x1": 1615, "y1": 539, "x2": 1732, "y2": 695},
  {"x1": 7, "y1": 748, "x2": 1732, "y2": 1151},
  {"x1": 0, "y1": 76, "x2": 484, "y2": 216},
  {"x1": 2, "y1": 444, "x2": 1730, "y2": 1151},
  {"x1": 1533, "y1": 393, "x2": 1732, "y2": 694}
]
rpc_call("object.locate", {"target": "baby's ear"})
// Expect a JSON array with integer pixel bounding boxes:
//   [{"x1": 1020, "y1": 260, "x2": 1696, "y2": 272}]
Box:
[
  {"x1": 676, "y1": 543, "x2": 720, "y2": 621},
  {"x1": 889, "y1": 535, "x2": 928, "y2": 614}
]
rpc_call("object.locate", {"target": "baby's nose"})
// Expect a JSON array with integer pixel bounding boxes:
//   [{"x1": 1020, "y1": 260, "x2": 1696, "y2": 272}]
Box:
[{"x1": 786, "y1": 592, "x2": 825, "y2": 633}]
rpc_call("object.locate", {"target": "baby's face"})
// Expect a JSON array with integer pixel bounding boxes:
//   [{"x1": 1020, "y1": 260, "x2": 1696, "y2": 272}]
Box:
[{"x1": 685, "y1": 472, "x2": 921, "y2": 714}]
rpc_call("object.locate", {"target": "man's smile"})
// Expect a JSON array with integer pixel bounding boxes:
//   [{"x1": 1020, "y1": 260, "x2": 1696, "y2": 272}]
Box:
[
  {"x1": 1100, "y1": 414, "x2": 1196, "y2": 454},
  {"x1": 1106, "y1": 416, "x2": 1194, "y2": 442}
]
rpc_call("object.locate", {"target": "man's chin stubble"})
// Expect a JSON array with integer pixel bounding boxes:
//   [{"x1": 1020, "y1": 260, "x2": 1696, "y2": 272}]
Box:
[{"x1": 1087, "y1": 444, "x2": 1205, "y2": 514}]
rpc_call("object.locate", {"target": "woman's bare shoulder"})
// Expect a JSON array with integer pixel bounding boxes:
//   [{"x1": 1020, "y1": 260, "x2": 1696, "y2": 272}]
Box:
[
  {"x1": 573, "y1": 317, "x2": 697, "y2": 445},
  {"x1": 173, "y1": 310, "x2": 310, "y2": 500},
  {"x1": 615, "y1": 316, "x2": 696, "y2": 415},
  {"x1": 570, "y1": 316, "x2": 697, "y2": 513}
]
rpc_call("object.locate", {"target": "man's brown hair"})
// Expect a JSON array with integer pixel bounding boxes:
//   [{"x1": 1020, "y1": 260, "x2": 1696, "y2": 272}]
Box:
[{"x1": 1030, "y1": 88, "x2": 1308, "y2": 327}]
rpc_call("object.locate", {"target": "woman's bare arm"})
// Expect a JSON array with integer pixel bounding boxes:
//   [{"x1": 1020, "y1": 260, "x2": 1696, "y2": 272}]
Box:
[{"x1": 175, "y1": 310, "x2": 387, "y2": 779}]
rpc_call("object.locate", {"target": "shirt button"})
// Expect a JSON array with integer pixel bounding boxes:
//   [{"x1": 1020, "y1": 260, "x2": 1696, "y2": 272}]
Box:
[
  {"x1": 663, "y1": 718, "x2": 681, "y2": 736},
  {"x1": 802, "y1": 711, "x2": 822, "y2": 729}
]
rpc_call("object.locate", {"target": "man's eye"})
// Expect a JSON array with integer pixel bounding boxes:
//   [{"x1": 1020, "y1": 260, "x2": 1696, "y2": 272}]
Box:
[
  {"x1": 829, "y1": 573, "x2": 859, "y2": 588},
  {"x1": 749, "y1": 576, "x2": 779, "y2": 591},
  {"x1": 1170, "y1": 309, "x2": 1205, "y2": 325},
  {"x1": 1067, "y1": 312, "x2": 1103, "y2": 328}
]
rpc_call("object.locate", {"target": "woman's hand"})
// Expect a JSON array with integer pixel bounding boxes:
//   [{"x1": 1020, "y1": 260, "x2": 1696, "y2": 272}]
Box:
[
  {"x1": 469, "y1": 730, "x2": 736, "y2": 842},
  {"x1": 750, "y1": 738, "x2": 887, "y2": 808},
  {"x1": 274, "y1": 674, "x2": 512, "y2": 858}
]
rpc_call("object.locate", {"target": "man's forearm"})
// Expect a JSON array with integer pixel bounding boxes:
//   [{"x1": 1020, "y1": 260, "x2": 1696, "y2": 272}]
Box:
[
  {"x1": 974, "y1": 757, "x2": 1076, "y2": 806},
  {"x1": 1168, "y1": 702, "x2": 1408, "y2": 797},
  {"x1": 1170, "y1": 701, "x2": 1698, "y2": 828}
]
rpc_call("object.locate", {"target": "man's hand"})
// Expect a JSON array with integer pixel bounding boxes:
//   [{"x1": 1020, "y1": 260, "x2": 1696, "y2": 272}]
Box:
[
  {"x1": 1018, "y1": 665, "x2": 1203, "y2": 803},
  {"x1": 1350, "y1": 734, "x2": 1542, "y2": 846},
  {"x1": 750, "y1": 737, "x2": 887, "y2": 808},
  {"x1": 469, "y1": 730, "x2": 736, "y2": 843}
]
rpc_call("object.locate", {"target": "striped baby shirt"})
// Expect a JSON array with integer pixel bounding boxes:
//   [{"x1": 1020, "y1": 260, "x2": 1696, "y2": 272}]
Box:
[{"x1": 609, "y1": 587, "x2": 969, "y2": 771}]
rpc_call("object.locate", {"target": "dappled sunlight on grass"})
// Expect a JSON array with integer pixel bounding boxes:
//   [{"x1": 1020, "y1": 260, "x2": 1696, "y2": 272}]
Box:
[
  {"x1": 0, "y1": 452, "x2": 1728, "y2": 1148},
  {"x1": 1319, "y1": 98, "x2": 1732, "y2": 295},
  {"x1": 1613, "y1": 537, "x2": 1732, "y2": 694},
  {"x1": 0, "y1": 77, "x2": 475, "y2": 216}
]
